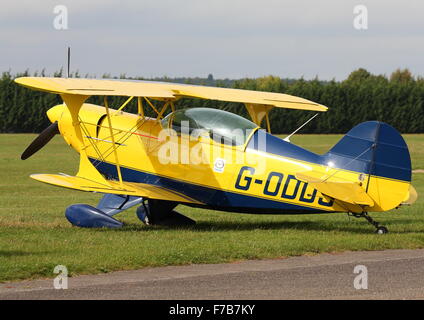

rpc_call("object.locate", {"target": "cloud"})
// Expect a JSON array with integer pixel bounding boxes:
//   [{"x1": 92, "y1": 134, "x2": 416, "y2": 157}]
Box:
[{"x1": 1, "y1": 0, "x2": 424, "y2": 80}]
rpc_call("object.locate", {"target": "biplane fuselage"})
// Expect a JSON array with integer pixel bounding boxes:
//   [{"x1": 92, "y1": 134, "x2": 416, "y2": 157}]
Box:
[{"x1": 46, "y1": 102, "x2": 410, "y2": 215}]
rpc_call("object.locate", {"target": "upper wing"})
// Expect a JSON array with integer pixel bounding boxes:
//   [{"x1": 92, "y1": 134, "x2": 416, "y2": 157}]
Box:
[
  {"x1": 15, "y1": 77, "x2": 328, "y2": 130},
  {"x1": 31, "y1": 173, "x2": 202, "y2": 205},
  {"x1": 15, "y1": 77, "x2": 327, "y2": 112},
  {"x1": 169, "y1": 82, "x2": 327, "y2": 112},
  {"x1": 296, "y1": 172, "x2": 375, "y2": 207},
  {"x1": 14, "y1": 77, "x2": 175, "y2": 98}
]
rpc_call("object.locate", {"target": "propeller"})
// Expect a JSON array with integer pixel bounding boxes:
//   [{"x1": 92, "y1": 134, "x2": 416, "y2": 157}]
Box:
[{"x1": 21, "y1": 121, "x2": 60, "y2": 160}]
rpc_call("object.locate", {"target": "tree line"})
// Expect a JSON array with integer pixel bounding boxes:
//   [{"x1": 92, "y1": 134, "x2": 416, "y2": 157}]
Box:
[{"x1": 1, "y1": 68, "x2": 423, "y2": 134}]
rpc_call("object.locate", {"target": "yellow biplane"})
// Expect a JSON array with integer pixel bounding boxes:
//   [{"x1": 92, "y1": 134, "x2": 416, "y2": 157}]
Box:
[{"x1": 15, "y1": 77, "x2": 417, "y2": 233}]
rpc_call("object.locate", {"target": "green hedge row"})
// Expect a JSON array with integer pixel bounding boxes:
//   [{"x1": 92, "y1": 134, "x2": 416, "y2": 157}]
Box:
[{"x1": 1, "y1": 68, "x2": 423, "y2": 134}]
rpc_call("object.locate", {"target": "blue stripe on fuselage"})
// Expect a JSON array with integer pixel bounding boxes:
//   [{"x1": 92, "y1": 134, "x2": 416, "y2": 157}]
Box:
[
  {"x1": 246, "y1": 126, "x2": 411, "y2": 182},
  {"x1": 89, "y1": 158, "x2": 328, "y2": 214}
]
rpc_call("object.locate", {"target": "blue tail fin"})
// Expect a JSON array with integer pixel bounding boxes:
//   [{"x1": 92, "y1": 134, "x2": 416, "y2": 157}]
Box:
[{"x1": 324, "y1": 121, "x2": 411, "y2": 182}]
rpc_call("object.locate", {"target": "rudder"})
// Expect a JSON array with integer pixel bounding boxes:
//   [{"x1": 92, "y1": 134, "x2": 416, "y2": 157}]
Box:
[
  {"x1": 324, "y1": 121, "x2": 412, "y2": 211},
  {"x1": 325, "y1": 121, "x2": 411, "y2": 182}
]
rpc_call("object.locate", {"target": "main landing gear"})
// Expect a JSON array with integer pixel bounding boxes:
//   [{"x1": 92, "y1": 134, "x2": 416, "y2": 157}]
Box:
[
  {"x1": 65, "y1": 195, "x2": 195, "y2": 228},
  {"x1": 351, "y1": 212, "x2": 388, "y2": 234},
  {"x1": 136, "y1": 199, "x2": 196, "y2": 226}
]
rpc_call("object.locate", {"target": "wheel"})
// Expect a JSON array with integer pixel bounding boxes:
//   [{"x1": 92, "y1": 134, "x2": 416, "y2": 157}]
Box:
[
  {"x1": 136, "y1": 205, "x2": 150, "y2": 225},
  {"x1": 375, "y1": 226, "x2": 388, "y2": 234},
  {"x1": 136, "y1": 205, "x2": 195, "y2": 226}
]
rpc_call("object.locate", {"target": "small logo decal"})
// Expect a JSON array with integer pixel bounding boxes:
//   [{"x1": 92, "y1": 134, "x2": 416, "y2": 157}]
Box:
[{"x1": 214, "y1": 158, "x2": 226, "y2": 173}]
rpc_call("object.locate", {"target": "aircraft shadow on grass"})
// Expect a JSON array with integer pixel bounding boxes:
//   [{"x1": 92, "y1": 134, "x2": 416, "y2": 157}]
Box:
[
  {"x1": 103, "y1": 220, "x2": 398, "y2": 235},
  {"x1": 0, "y1": 250, "x2": 52, "y2": 257}
]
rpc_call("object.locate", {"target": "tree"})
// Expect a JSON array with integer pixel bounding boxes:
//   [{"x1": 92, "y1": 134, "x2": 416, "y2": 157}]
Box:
[
  {"x1": 1, "y1": 69, "x2": 423, "y2": 134},
  {"x1": 345, "y1": 68, "x2": 372, "y2": 83},
  {"x1": 390, "y1": 68, "x2": 413, "y2": 83}
]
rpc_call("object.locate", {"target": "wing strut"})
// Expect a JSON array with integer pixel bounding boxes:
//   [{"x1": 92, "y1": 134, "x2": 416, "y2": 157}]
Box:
[
  {"x1": 283, "y1": 113, "x2": 318, "y2": 142},
  {"x1": 104, "y1": 97, "x2": 124, "y2": 187}
]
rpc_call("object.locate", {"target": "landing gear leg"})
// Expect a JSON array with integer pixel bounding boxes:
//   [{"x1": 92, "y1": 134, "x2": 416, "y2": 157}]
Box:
[
  {"x1": 352, "y1": 212, "x2": 388, "y2": 234},
  {"x1": 136, "y1": 200, "x2": 151, "y2": 225},
  {"x1": 136, "y1": 199, "x2": 196, "y2": 226}
]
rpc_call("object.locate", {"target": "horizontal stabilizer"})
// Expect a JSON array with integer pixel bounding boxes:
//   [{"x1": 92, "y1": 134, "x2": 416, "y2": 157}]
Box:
[
  {"x1": 296, "y1": 172, "x2": 374, "y2": 207},
  {"x1": 31, "y1": 173, "x2": 201, "y2": 204},
  {"x1": 401, "y1": 185, "x2": 418, "y2": 206}
]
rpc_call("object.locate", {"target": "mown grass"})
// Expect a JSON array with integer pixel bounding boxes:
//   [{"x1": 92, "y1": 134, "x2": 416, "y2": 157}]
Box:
[{"x1": 0, "y1": 134, "x2": 423, "y2": 282}]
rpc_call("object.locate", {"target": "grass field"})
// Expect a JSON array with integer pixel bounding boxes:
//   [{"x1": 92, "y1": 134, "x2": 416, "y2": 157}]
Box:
[{"x1": 0, "y1": 134, "x2": 423, "y2": 282}]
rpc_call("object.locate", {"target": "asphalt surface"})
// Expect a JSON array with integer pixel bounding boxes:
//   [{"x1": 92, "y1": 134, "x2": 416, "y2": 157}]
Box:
[{"x1": 1, "y1": 249, "x2": 424, "y2": 300}]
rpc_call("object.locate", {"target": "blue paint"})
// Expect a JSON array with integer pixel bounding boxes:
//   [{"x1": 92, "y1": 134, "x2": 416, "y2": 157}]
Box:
[
  {"x1": 246, "y1": 121, "x2": 411, "y2": 182},
  {"x1": 324, "y1": 121, "x2": 411, "y2": 182},
  {"x1": 136, "y1": 205, "x2": 149, "y2": 224},
  {"x1": 263, "y1": 172, "x2": 284, "y2": 196},
  {"x1": 247, "y1": 129, "x2": 322, "y2": 164},
  {"x1": 65, "y1": 204, "x2": 123, "y2": 228},
  {"x1": 280, "y1": 175, "x2": 301, "y2": 200},
  {"x1": 97, "y1": 194, "x2": 143, "y2": 216}
]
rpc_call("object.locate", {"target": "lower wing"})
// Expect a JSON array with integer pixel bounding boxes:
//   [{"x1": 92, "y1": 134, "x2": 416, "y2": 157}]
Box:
[{"x1": 31, "y1": 173, "x2": 202, "y2": 205}]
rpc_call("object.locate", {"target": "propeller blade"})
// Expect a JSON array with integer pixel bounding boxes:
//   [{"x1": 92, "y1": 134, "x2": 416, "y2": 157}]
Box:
[{"x1": 21, "y1": 121, "x2": 59, "y2": 160}]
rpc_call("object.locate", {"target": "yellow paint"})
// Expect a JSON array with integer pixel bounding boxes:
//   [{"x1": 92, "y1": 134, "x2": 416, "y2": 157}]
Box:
[{"x1": 31, "y1": 174, "x2": 201, "y2": 204}]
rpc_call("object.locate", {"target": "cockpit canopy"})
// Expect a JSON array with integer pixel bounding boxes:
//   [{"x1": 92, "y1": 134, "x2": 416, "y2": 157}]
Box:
[{"x1": 161, "y1": 108, "x2": 258, "y2": 146}]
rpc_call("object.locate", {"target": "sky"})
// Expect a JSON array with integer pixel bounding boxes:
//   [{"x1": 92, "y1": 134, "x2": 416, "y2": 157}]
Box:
[{"x1": 1, "y1": 0, "x2": 423, "y2": 80}]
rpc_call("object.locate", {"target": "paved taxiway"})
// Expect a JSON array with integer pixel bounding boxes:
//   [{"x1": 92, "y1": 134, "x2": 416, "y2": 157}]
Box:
[{"x1": 1, "y1": 249, "x2": 423, "y2": 299}]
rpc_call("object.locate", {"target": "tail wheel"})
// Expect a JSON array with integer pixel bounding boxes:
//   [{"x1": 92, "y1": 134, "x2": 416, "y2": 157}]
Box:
[
  {"x1": 376, "y1": 226, "x2": 389, "y2": 234},
  {"x1": 351, "y1": 212, "x2": 389, "y2": 234}
]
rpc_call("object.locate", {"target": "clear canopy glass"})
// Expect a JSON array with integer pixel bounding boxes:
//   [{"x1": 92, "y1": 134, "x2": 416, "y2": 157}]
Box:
[{"x1": 162, "y1": 108, "x2": 258, "y2": 146}]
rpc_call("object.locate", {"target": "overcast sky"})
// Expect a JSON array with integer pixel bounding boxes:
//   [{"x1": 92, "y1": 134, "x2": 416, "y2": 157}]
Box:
[{"x1": 1, "y1": 0, "x2": 423, "y2": 80}]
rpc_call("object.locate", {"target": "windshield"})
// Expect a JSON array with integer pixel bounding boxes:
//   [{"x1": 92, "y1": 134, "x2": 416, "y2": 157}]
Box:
[{"x1": 162, "y1": 108, "x2": 258, "y2": 146}]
